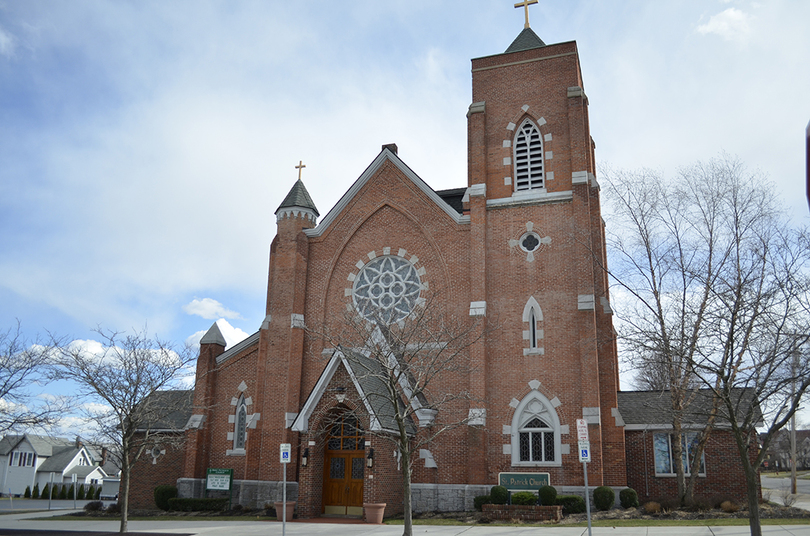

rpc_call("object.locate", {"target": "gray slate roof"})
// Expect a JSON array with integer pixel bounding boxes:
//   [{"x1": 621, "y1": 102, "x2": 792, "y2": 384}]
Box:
[
  {"x1": 505, "y1": 27, "x2": 546, "y2": 53},
  {"x1": 341, "y1": 348, "x2": 416, "y2": 436},
  {"x1": 0, "y1": 434, "x2": 74, "y2": 457},
  {"x1": 276, "y1": 178, "x2": 319, "y2": 216},
  {"x1": 618, "y1": 388, "x2": 761, "y2": 427},
  {"x1": 38, "y1": 445, "x2": 82, "y2": 472},
  {"x1": 134, "y1": 390, "x2": 194, "y2": 431}
]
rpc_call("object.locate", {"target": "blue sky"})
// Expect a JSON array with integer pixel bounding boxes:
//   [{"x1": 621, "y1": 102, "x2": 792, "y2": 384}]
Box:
[{"x1": 1, "y1": 1, "x2": 809, "y2": 416}]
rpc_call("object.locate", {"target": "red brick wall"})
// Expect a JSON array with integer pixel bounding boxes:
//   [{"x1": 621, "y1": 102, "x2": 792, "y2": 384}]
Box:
[
  {"x1": 128, "y1": 433, "x2": 185, "y2": 509},
  {"x1": 144, "y1": 36, "x2": 629, "y2": 518},
  {"x1": 625, "y1": 429, "x2": 759, "y2": 504}
]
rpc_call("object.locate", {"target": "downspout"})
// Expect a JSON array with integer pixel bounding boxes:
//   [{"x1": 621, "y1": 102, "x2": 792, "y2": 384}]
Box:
[{"x1": 643, "y1": 429, "x2": 649, "y2": 497}]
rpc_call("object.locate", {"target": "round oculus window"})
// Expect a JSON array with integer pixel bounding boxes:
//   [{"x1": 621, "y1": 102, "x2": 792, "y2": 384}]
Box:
[
  {"x1": 352, "y1": 255, "x2": 421, "y2": 324},
  {"x1": 520, "y1": 232, "x2": 542, "y2": 253}
]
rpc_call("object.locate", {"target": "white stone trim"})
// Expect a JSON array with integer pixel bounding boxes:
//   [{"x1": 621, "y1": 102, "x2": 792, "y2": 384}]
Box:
[
  {"x1": 544, "y1": 133, "x2": 552, "y2": 141},
  {"x1": 468, "y1": 184, "x2": 486, "y2": 197},
  {"x1": 510, "y1": 389, "x2": 563, "y2": 466},
  {"x1": 611, "y1": 407, "x2": 625, "y2": 427},
  {"x1": 291, "y1": 314, "x2": 306, "y2": 329},
  {"x1": 487, "y1": 190, "x2": 573, "y2": 208},
  {"x1": 276, "y1": 207, "x2": 317, "y2": 224},
  {"x1": 184, "y1": 414, "x2": 204, "y2": 430},
  {"x1": 582, "y1": 407, "x2": 601, "y2": 425},
  {"x1": 544, "y1": 151, "x2": 553, "y2": 160},
  {"x1": 226, "y1": 448, "x2": 246, "y2": 456},
  {"x1": 304, "y1": 149, "x2": 468, "y2": 237},
  {"x1": 572, "y1": 171, "x2": 589, "y2": 185},
  {"x1": 578, "y1": 295, "x2": 595, "y2": 311},
  {"x1": 467, "y1": 408, "x2": 486, "y2": 426},
  {"x1": 469, "y1": 301, "x2": 487, "y2": 316}
]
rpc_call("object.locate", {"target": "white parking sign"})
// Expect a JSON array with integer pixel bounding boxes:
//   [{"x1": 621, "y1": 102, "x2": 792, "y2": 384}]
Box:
[
  {"x1": 280, "y1": 443, "x2": 291, "y2": 464},
  {"x1": 578, "y1": 440, "x2": 591, "y2": 463}
]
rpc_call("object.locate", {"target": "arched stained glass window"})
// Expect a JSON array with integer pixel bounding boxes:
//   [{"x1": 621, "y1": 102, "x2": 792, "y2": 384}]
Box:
[
  {"x1": 514, "y1": 119, "x2": 544, "y2": 191},
  {"x1": 511, "y1": 390, "x2": 561, "y2": 466},
  {"x1": 235, "y1": 396, "x2": 247, "y2": 450}
]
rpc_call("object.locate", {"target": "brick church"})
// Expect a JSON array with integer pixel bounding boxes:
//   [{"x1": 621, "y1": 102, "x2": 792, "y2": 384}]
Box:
[{"x1": 130, "y1": 15, "x2": 758, "y2": 515}]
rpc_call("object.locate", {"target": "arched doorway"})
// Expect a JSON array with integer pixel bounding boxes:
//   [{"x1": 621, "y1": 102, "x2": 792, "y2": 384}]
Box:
[{"x1": 322, "y1": 412, "x2": 365, "y2": 516}]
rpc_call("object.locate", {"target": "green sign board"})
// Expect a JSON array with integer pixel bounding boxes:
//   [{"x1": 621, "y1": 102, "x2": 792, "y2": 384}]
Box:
[
  {"x1": 206, "y1": 468, "x2": 233, "y2": 491},
  {"x1": 498, "y1": 472, "x2": 550, "y2": 490}
]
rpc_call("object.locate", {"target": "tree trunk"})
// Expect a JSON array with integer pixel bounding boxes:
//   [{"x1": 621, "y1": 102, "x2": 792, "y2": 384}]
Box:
[
  {"x1": 401, "y1": 440, "x2": 412, "y2": 536},
  {"x1": 119, "y1": 453, "x2": 130, "y2": 533}
]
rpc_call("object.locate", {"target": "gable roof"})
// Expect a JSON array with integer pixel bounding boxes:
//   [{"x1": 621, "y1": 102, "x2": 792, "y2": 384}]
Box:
[
  {"x1": 303, "y1": 147, "x2": 469, "y2": 239},
  {"x1": 37, "y1": 445, "x2": 84, "y2": 472},
  {"x1": 291, "y1": 347, "x2": 415, "y2": 436},
  {"x1": 0, "y1": 434, "x2": 74, "y2": 457},
  {"x1": 618, "y1": 388, "x2": 762, "y2": 430},
  {"x1": 132, "y1": 390, "x2": 194, "y2": 432}
]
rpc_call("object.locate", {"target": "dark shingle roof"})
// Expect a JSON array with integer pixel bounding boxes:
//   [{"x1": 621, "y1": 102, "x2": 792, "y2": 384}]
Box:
[
  {"x1": 133, "y1": 390, "x2": 194, "y2": 431},
  {"x1": 342, "y1": 348, "x2": 416, "y2": 436},
  {"x1": 435, "y1": 188, "x2": 466, "y2": 215},
  {"x1": 505, "y1": 27, "x2": 546, "y2": 53},
  {"x1": 38, "y1": 445, "x2": 82, "y2": 472},
  {"x1": 618, "y1": 388, "x2": 761, "y2": 427},
  {"x1": 276, "y1": 179, "x2": 319, "y2": 216}
]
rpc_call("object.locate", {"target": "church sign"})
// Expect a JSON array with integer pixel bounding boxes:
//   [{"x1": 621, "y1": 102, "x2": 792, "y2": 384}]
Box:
[{"x1": 498, "y1": 472, "x2": 550, "y2": 490}]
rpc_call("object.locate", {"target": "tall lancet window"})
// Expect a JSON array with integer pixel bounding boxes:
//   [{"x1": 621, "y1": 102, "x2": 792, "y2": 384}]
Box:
[
  {"x1": 514, "y1": 119, "x2": 544, "y2": 191},
  {"x1": 235, "y1": 396, "x2": 247, "y2": 450}
]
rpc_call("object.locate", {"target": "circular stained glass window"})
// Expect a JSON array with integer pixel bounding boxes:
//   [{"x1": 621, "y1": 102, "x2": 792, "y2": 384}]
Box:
[
  {"x1": 352, "y1": 256, "x2": 421, "y2": 324},
  {"x1": 520, "y1": 232, "x2": 542, "y2": 253}
]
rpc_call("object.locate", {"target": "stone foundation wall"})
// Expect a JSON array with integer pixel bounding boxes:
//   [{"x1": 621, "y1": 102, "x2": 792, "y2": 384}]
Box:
[
  {"x1": 482, "y1": 504, "x2": 562, "y2": 522},
  {"x1": 410, "y1": 483, "x2": 490, "y2": 512},
  {"x1": 177, "y1": 478, "x2": 298, "y2": 510}
]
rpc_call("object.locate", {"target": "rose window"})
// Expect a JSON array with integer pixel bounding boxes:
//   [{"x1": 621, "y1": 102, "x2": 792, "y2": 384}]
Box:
[{"x1": 352, "y1": 256, "x2": 421, "y2": 324}]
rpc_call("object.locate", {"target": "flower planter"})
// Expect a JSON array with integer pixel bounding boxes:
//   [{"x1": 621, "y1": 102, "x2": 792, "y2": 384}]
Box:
[
  {"x1": 363, "y1": 502, "x2": 386, "y2": 523},
  {"x1": 274, "y1": 501, "x2": 295, "y2": 521}
]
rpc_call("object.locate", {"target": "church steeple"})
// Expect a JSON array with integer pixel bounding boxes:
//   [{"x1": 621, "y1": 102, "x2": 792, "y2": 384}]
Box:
[{"x1": 275, "y1": 177, "x2": 319, "y2": 225}]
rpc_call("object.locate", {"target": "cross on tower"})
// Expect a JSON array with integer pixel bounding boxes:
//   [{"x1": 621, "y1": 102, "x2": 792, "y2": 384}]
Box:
[
  {"x1": 295, "y1": 160, "x2": 306, "y2": 181},
  {"x1": 514, "y1": 0, "x2": 538, "y2": 29}
]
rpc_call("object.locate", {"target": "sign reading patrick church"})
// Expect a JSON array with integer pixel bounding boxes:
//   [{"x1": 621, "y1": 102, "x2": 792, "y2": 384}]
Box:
[{"x1": 498, "y1": 472, "x2": 550, "y2": 490}]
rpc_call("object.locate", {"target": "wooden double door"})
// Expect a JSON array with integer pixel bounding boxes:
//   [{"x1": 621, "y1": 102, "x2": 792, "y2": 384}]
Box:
[{"x1": 322, "y1": 414, "x2": 365, "y2": 516}]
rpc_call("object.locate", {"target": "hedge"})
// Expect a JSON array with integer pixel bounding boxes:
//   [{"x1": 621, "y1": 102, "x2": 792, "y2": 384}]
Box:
[
  {"x1": 556, "y1": 494, "x2": 586, "y2": 514},
  {"x1": 154, "y1": 485, "x2": 178, "y2": 511},
  {"x1": 167, "y1": 497, "x2": 229, "y2": 512}
]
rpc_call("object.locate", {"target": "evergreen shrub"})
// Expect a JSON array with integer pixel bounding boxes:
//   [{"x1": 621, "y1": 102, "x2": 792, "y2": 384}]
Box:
[
  {"x1": 77, "y1": 484, "x2": 85, "y2": 500},
  {"x1": 167, "y1": 497, "x2": 229, "y2": 512},
  {"x1": 556, "y1": 494, "x2": 586, "y2": 514},
  {"x1": 59, "y1": 485, "x2": 68, "y2": 500},
  {"x1": 619, "y1": 487, "x2": 639, "y2": 508},
  {"x1": 511, "y1": 491, "x2": 538, "y2": 505},
  {"x1": 593, "y1": 486, "x2": 614, "y2": 511},
  {"x1": 473, "y1": 495, "x2": 491, "y2": 511},
  {"x1": 41, "y1": 484, "x2": 49, "y2": 499},
  {"x1": 154, "y1": 485, "x2": 178, "y2": 511},
  {"x1": 538, "y1": 485, "x2": 557, "y2": 506},
  {"x1": 490, "y1": 485, "x2": 508, "y2": 505},
  {"x1": 24, "y1": 486, "x2": 31, "y2": 498},
  {"x1": 32, "y1": 483, "x2": 39, "y2": 499}
]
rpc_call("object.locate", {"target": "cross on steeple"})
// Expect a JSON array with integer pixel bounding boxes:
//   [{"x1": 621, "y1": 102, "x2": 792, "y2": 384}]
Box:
[
  {"x1": 514, "y1": 0, "x2": 538, "y2": 29},
  {"x1": 295, "y1": 160, "x2": 306, "y2": 181}
]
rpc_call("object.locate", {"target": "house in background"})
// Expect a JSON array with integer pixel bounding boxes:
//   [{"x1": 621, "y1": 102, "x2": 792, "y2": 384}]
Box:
[{"x1": 0, "y1": 434, "x2": 118, "y2": 497}]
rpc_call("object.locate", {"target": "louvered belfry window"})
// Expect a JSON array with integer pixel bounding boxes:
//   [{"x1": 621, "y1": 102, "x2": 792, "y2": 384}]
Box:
[{"x1": 514, "y1": 119, "x2": 544, "y2": 191}]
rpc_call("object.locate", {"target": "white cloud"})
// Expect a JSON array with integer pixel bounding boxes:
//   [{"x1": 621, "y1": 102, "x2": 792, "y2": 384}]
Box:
[
  {"x1": 183, "y1": 298, "x2": 241, "y2": 320},
  {"x1": 185, "y1": 318, "x2": 250, "y2": 352},
  {"x1": 0, "y1": 26, "x2": 15, "y2": 58},
  {"x1": 696, "y1": 8, "x2": 753, "y2": 42}
]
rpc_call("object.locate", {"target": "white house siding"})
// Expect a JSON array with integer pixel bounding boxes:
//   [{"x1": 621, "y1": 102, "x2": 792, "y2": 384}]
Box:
[{"x1": 2, "y1": 449, "x2": 37, "y2": 496}]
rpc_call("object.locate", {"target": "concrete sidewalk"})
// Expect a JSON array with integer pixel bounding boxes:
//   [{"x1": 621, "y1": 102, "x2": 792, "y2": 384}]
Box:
[{"x1": 1, "y1": 509, "x2": 810, "y2": 536}]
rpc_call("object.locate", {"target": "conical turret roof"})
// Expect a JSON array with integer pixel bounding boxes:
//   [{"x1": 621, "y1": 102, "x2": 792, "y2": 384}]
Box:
[{"x1": 276, "y1": 178, "x2": 319, "y2": 216}]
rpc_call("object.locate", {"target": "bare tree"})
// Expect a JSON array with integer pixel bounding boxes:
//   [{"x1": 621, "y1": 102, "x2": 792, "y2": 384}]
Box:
[
  {"x1": 0, "y1": 321, "x2": 65, "y2": 433},
  {"x1": 603, "y1": 155, "x2": 810, "y2": 536},
  {"x1": 50, "y1": 328, "x2": 194, "y2": 533},
  {"x1": 312, "y1": 292, "x2": 489, "y2": 536}
]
